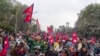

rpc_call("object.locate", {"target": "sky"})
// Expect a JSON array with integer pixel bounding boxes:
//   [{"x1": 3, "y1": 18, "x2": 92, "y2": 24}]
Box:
[{"x1": 17, "y1": 0, "x2": 100, "y2": 31}]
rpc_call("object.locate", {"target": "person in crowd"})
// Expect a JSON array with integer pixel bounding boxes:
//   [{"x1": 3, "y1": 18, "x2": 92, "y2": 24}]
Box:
[
  {"x1": 79, "y1": 44, "x2": 90, "y2": 56},
  {"x1": 94, "y1": 43, "x2": 100, "y2": 55},
  {"x1": 15, "y1": 33, "x2": 23, "y2": 46},
  {"x1": 88, "y1": 42, "x2": 95, "y2": 56},
  {"x1": 61, "y1": 49, "x2": 69, "y2": 56},
  {"x1": 24, "y1": 31, "x2": 32, "y2": 53},
  {"x1": 54, "y1": 36, "x2": 63, "y2": 52},
  {"x1": 65, "y1": 39, "x2": 74, "y2": 56},
  {"x1": 10, "y1": 42, "x2": 27, "y2": 56},
  {"x1": 9, "y1": 35, "x2": 16, "y2": 50},
  {"x1": 1, "y1": 29, "x2": 100, "y2": 56},
  {"x1": 74, "y1": 38, "x2": 85, "y2": 56},
  {"x1": 65, "y1": 39, "x2": 73, "y2": 49},
  {"x1": 45, "y1": 37, "x2": 58, "y2": 56},
  {"x1": 30, "y1": 33, "x2": 47, "y2": 56}
]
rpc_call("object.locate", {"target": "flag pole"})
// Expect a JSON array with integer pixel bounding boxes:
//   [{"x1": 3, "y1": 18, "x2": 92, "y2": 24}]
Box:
[
  {"x1": 30, "y1": 4, "x2": 34, "y2": 32},
  {"x1": 29, "y1": 20, "x2": 32, "y2": 32},
  {"x1": 28, "y1": 20, "x2": 31, "y2": 31}
]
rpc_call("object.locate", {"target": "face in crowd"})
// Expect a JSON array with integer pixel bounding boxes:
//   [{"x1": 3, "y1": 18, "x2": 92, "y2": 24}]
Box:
[
  {"x1": 61, "y1": 50, "x2": 68, "y2": 56},
  {"x1": 77, "y1": 38, "x2": 83, "y2": 43},
  {"x1": 36, "y1": 35, "x2": 41, "y2": 41}
]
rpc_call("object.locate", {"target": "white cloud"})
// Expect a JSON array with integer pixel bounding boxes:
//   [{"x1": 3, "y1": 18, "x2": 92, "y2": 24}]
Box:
[{"x1": 17, "y1": 0, "x2": 100, "y2": 31}]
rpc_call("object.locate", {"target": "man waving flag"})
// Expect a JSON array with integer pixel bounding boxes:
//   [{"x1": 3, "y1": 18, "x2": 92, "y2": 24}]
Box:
[{"x1": 23, "y1": 4, "x2": 34, "y2": 22}]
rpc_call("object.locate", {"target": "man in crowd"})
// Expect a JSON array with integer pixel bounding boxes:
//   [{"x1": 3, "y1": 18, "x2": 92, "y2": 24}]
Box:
[{"x1": 30, "y1": 33, "x2": 47, "y2": 56}]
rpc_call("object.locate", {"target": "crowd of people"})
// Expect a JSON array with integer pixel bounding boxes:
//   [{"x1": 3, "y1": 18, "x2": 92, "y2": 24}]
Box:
[{"x1": 0, "y1": 29, "x2": 100, "y2": 56}]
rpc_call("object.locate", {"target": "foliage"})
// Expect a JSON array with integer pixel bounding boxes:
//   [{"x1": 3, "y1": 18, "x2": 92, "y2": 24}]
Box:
[
  {"x1": 75, "y1": 3, "x2": 100, "y2": 38},
  {"x1": 0, "y1": 0, "x2": 37, "y2": 32}
]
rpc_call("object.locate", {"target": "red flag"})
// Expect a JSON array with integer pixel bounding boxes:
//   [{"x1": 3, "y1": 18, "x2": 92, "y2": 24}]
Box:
[
  {"x1": 48, "y1": 35, "x2": 54, "y2": 45},
  {"x1": 0, "y1": 36, "x2": 9, "y2": 56},
  {"x1": 23, "y1": 4, "x2": 34, "y2": 22},
  {"x1": 63, "y1": 35, "x2": 68, "y2": 42},
  {"x1": 36, "y1": 19, "x2": 40, "y2": 32},
  {"x1": 55, "y1": 34, "x2": 59, "y2": 42},
  {"x1": 47, "y1": 26, "x2": 53, "y2": 35},
  {"x1": 0, "y1": 49, "x2": 7, "y2": 56},
  {"x1": 72, "y1": 32, "x2": 77, "y2": 44},
  {"x1": 3, "y1": 36, "x2": 9, "y2": 50},
  {"x1": 23, "y1": 4, "x2": 33, "y2": 13},
  {"x1": 91, "y1": 37, "x2": 95, "y2": 44},
  {"x1": 24, "y1": 14, "x2": 32, "y2": 22},
  {"x1": 43, "y1": 32, "x2": 47, "y2": 40}
]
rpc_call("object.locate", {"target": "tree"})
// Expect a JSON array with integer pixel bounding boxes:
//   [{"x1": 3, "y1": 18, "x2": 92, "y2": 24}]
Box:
[
  {"x1": 75, "y1": 3, "x2": 100, "y2": 38},
  {"x1": 0, "y1": 0, "x2": 14, "y2": 31},
  {"x1": 0, "y1": 0, "x2": 37, "y2": 32}
]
